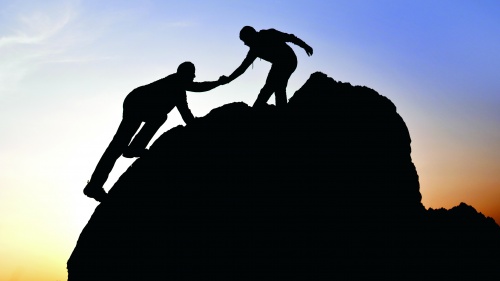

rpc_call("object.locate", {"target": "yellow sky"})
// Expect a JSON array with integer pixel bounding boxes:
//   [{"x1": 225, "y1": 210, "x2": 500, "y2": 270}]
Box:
[{"x1": 1, "y1": 1, "x2": 499, "y2": 280}]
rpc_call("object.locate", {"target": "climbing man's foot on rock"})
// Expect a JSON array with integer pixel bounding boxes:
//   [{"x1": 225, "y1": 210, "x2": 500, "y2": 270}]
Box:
[
  {"x1": 84, "y1": 181, "x2": 108, "y2": 202},
  {"x1": 122, "y1": 148, "x2": 149, "y2": 158}
]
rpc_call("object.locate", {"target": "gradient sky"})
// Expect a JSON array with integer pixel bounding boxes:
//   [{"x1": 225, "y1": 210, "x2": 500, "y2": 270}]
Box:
[{"x1": 1, "y1": 0, "x2": 499, "y2": 280}]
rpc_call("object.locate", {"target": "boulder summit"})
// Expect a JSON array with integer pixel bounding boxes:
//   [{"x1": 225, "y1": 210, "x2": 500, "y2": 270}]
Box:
[{"x1": 68, "y1": 72, "x2": 499, "y2": 280}]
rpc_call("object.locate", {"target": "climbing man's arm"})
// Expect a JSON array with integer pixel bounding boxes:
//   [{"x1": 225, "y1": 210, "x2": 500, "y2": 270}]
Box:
[
  {"x1": 185, "y1": 80, "x2": 222, "y2": 92},
  {"x1": 176, "y1": 94, "x2": 195, "y2": 125}
]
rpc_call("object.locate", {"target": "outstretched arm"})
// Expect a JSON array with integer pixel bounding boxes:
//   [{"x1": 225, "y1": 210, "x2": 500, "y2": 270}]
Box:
[
  {"x1": 226, "y1": 51, "x2": 257, "y2": 83},
  {"x1": 185, "y1": 80, "x2": 222, "y2": 92}
]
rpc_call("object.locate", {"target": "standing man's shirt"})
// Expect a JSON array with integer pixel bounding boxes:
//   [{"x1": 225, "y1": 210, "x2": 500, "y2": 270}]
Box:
[{"x1": 245, "y1": 29, "x2": 298, "y2": 64}]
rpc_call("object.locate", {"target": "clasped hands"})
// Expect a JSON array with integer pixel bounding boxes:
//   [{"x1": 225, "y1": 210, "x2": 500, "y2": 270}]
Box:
[{"x1": 218, "y1": 75, "x2": 230, "y2": 85}]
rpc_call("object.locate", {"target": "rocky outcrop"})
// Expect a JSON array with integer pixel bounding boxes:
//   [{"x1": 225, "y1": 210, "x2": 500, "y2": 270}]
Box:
[{"x1": 68, "y1": 72, "x2": 499, "y2": 280}]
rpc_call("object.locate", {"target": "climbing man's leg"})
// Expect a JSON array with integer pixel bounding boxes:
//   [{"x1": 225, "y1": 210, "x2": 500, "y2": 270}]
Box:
[
  {"x1": 123, "y1": 116, "x2": 168, "y2": 158},
  {"x1": 84, "y1": 117, "x2": 142, "y2": 201}
]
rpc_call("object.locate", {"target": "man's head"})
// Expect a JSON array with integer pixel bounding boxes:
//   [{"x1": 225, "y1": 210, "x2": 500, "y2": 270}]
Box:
[
  {"x1": 177, "y1": 61, "x2": 196, "y2": 83},
  {"x1": 239, "y1": 26, "x2": 257, "y2": 46}
]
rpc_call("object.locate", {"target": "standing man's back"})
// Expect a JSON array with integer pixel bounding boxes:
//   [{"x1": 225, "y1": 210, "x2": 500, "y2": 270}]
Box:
[
  {"x1": 223, "y1": 26, "x2": 313, "y2": 107},
  {"x1": 246, "y1": 28, "x2": 298, "y2": 64}
]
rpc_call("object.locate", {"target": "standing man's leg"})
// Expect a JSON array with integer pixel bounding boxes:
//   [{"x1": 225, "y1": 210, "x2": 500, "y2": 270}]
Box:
[
  {"x1": 253, "y1": 85, "x2": 274, "y2": 108},
  {"x1": 253, "y1": 65, "x2": 280, "y2": 108},
  {"x1": 123, "y1": 116, "x2": 168, "y2": 158},
  {"x1": 274, "y1": 60, "x2": 297, "y2": 107},
  {"x1": 253, "y1": 61, "x2": 296, "y2": 108},
  {"x1": 84, "y1": 117, "x2": 142, "y2": 201},
  {"x1": 274, "y1": 73, "x2": 291, "y2": 107}
]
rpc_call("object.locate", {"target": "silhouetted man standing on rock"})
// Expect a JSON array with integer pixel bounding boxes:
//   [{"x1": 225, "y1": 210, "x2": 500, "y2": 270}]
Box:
[
  {"x1": 84, "y1": 62, "x2": 226, "y2": 202},
  {"x1": 223, "y1": 26, "x2": 313, "y2": 107}
]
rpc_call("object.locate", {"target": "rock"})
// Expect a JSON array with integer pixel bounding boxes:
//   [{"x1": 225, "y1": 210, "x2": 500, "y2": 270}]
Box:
[{"x1": 68, "y1": 72, "x2": 499, "y2": 280}]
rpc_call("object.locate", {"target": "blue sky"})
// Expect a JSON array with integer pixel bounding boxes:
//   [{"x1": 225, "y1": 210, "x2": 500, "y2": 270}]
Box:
[{"x1": 1, "y1": 1, "x2": 499, "y2": 280}]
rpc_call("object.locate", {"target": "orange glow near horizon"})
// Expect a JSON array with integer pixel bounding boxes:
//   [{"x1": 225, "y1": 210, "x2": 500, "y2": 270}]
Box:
[{"x1": 1, "y1": 1, "x2": 499, "y2": 280}]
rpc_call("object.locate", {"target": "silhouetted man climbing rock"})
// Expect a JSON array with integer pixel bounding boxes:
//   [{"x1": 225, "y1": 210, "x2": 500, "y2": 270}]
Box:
[
  {"x1": 84, "y1": 62, "x2": 226, "y2": 202},
  {"x1": 223, "y1": 26, "x2": 313, "y2": 107}
]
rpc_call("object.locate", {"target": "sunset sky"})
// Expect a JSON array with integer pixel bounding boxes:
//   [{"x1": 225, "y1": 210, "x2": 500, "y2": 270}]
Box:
[{"x1": 1, "y1": 0, "x2": 499, "y2": 280}]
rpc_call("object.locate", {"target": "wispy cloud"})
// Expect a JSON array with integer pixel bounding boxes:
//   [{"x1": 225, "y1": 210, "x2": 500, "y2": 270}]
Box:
[
  {"x1": 0, "y1": 1, "x2": 195, "y2": 95},
  {"x1": 0, "y1": 1, "x2": 112, "y2": 94},
  {"x1": 0, "y1": 2, "x2": 77, "y2": 93},
  {"x1": 0, "y1": 4, "x2": 74, "y2": 48}
]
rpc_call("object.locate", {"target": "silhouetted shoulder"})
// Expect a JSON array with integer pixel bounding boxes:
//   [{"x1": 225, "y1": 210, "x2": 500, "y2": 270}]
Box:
[
  {"x1": 259, "y1": 28, "x2": 292, "y2": 42},
  {"x1": 144, "y1": 73, "x2": 179, "y2": 89},
  {"x1": 70, "y1": 72, "x2": 500, "y2": 280}
]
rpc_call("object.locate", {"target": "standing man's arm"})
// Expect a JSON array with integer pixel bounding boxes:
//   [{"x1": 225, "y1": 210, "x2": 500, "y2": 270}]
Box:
[
  {"x1": 270, "y1": 28, "x2": 313, "y2": 56},
  {"x1": 287, "y1": 33, "x2": 313, "y2": 56},
  {"x1": 226, "y1": 51, "x2": 257, "y2": 83}
]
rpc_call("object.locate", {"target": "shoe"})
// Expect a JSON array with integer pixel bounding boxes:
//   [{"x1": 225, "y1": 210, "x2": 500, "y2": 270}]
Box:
[
  {"x1": 122, "y1": 148, "x2": 148, "y2": 158},
  {"x1": 83, "y1": 181, "x2": 108, "y2": 202}
]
